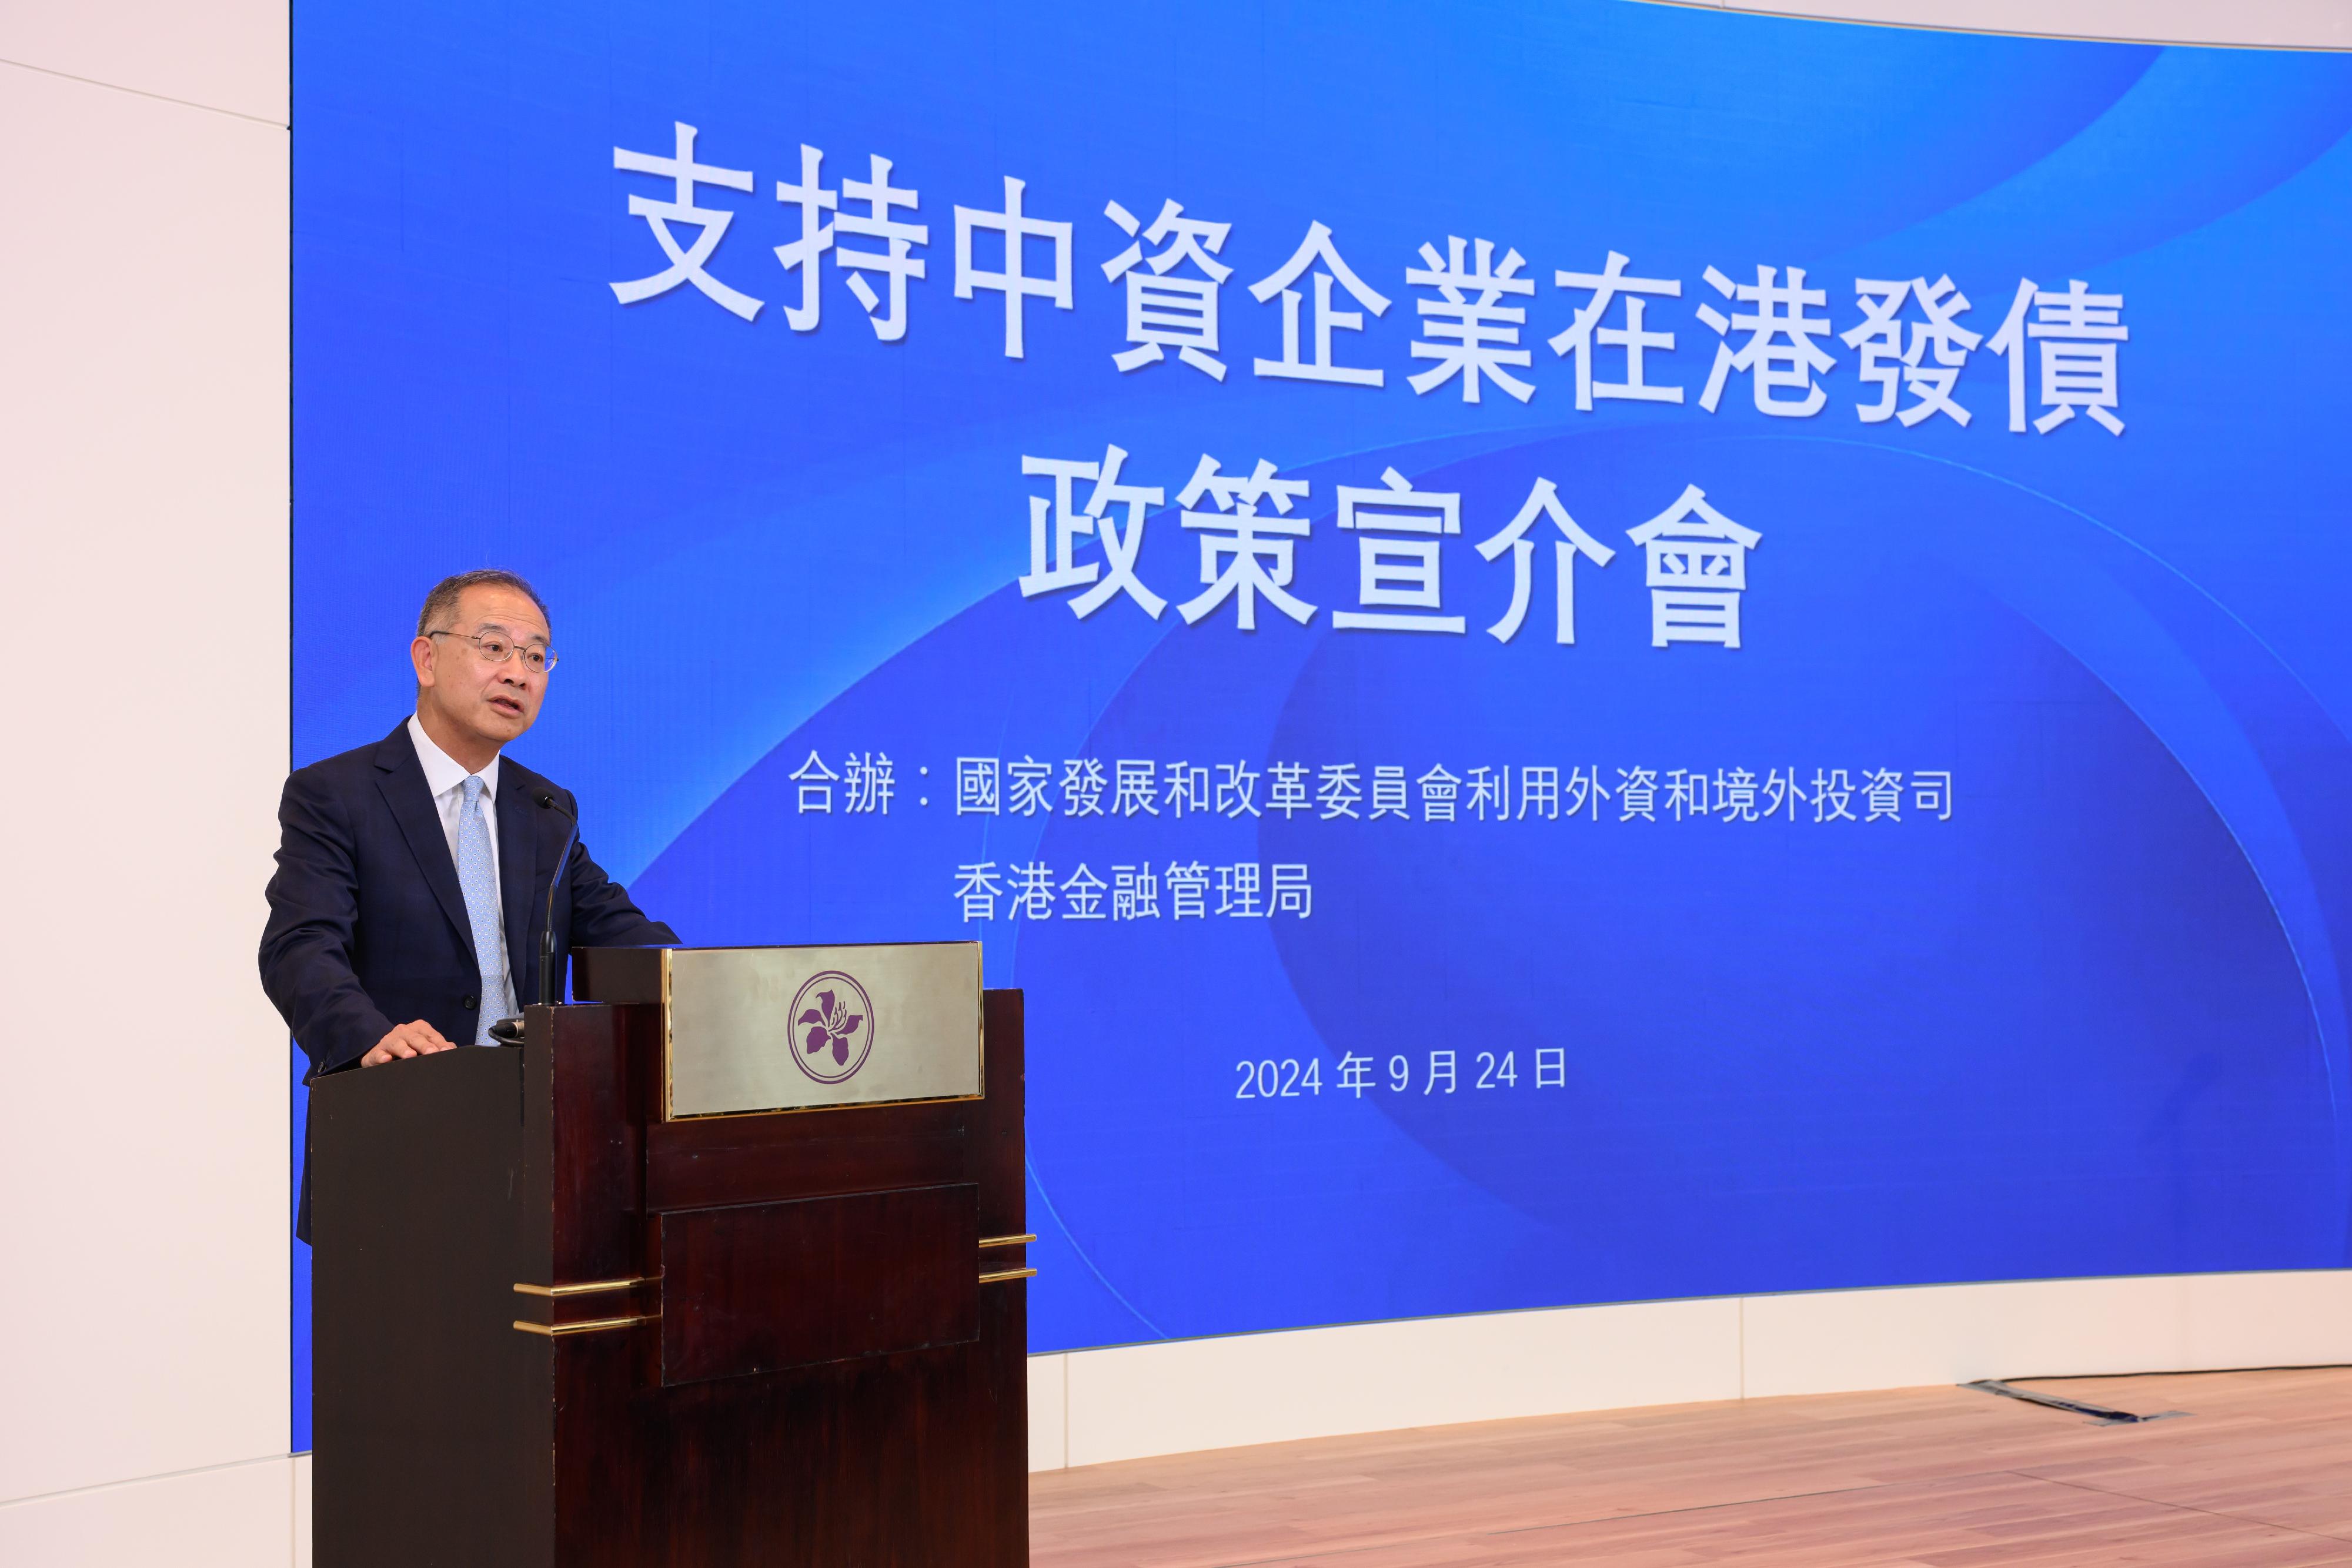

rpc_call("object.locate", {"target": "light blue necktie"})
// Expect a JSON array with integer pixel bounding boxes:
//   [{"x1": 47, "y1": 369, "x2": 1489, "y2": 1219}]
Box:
[{"x1": 456, "y1": 775, "x2": 513, "y2": 1045}]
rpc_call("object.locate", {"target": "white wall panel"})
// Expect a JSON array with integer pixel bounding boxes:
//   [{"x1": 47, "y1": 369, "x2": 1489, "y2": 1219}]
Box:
[
  {"x1": 0, "y1": 0, "x2": 287, "y2": 125},
  {"x1": 2171, "y1": 1269, "x2": 2352, "y2": 1369},
  {"x1": 0, "y1": 52, "x2": 289, "y2": 1511},
  {"x1": 1027, "y1": 1353, "x2": 1069, "y2": 1472},
  {"x1": 1035, "y1": 1271, "x2": 2352, "y2": 1470},
  {"x1": 0, "y1": 1459, "x2": 292, "y2": 1568},
  {"x1": 1641, "y1": 0, "x2": 2352, "y2": 49},
  {"x1": 292, "y1": 1456, "x2": 312, "y2": 1568},
  {"x1": 1061, "y1": 1296, "x2": 1744, "y2": 1467},
  {"x1": 1742, "y1": 1272, "x2": 2352, "y2": 1397}
]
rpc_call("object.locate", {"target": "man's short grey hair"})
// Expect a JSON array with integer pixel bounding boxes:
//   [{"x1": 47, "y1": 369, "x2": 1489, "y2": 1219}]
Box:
[{"x1": 416, "y1": 569, "x2": 552, "y2": 638}]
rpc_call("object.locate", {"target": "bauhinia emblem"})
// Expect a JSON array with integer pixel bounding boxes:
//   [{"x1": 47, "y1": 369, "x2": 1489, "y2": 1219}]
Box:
[{"x1": 789, "y1": 970, "x2": 876, "y2": 1084}]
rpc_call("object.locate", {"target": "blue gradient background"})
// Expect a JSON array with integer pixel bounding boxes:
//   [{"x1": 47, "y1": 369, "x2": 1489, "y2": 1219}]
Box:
[{"x1": 290, "y1": 0, "x2": 2352, "y2": 1443}]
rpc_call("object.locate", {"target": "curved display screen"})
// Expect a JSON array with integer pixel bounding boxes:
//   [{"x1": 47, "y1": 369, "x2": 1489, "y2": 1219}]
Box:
[{"x1": 290, "y1": 0, "x2": 2352, "y2": 1442}]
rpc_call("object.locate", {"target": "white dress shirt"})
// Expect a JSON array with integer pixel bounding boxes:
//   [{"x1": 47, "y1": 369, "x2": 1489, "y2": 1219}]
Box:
[{"x1": 407, "y1": 714, "x2": 513, "y2": 1006}]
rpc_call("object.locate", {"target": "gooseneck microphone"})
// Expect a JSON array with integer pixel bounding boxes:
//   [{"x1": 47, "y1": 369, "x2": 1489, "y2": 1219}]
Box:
[{"x1": 534, "y1": 790, "x2": 580, "y2": 1008}]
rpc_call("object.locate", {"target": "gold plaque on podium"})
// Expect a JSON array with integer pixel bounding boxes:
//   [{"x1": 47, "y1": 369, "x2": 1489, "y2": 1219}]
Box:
[{"x1": 660, "y1": 941, "x2": 983, "y2": 1118}]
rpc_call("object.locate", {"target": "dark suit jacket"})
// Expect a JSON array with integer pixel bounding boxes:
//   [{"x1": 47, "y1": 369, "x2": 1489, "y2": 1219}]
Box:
[{"x1": 262, "y1": 720, "x2": 677, "y2": 1236}]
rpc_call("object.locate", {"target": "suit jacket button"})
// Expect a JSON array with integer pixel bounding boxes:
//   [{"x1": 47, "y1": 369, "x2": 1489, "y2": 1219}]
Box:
[{"x1": 462, "y1": 992, "x2": 479, "y2": 1010}]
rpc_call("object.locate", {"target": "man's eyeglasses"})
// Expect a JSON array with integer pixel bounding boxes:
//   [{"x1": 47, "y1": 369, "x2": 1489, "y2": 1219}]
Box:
[{"x1": 427, "y1": 628, "x2": 559, "y2": 674}]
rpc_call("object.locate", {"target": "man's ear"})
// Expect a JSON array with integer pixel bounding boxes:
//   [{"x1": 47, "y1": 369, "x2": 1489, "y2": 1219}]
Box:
[{"x1": 410, "y1": 636, "x2": 437, "y2": 688}]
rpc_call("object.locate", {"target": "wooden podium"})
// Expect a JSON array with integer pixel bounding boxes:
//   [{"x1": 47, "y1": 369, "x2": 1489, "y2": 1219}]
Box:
[{"x1": 309, "y1": 944, "x2": 1028, "y2": 1568}]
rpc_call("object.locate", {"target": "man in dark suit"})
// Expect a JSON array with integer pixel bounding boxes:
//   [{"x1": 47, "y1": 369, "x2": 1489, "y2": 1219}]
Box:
[{"x1": 262, "y1": 569, "x2": 676, "y2": 1231}]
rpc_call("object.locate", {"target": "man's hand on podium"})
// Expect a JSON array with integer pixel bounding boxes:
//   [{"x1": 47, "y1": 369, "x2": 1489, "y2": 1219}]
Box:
[{"x1": 361, "y1": 1019, "x2": 458, "y2": 1066}]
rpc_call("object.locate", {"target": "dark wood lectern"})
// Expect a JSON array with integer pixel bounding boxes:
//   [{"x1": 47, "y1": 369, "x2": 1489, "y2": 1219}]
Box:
[{"x1": 309, "y1": 951, "x2": 1028, "y2": 1567}]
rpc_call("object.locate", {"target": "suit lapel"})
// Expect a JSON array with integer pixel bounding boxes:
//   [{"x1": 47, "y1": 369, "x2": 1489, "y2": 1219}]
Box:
[
  {"x1": 372, "y1": 723, "x2": 473, "y2": 956},
  {"x1": 497, "y1": 758, "x2": 540, "y2": 1004}
]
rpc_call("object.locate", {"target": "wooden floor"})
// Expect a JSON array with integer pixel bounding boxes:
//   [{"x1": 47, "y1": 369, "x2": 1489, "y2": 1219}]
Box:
[{"x1": 1031, "y1": 1367, "x2": 2352, "y2": 1566}]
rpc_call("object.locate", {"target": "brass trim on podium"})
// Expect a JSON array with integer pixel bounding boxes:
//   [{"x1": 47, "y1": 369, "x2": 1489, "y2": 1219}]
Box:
[
  {"x1": 510, "y1": 1313, "x2": 660, "y2": 1337},
  {"x1": 977, "y1": 1234, "x2": 1037, "y2": 1250},
  {"x1": 977, "y1": 1266, "x2": 1039, "y2": 1284},
  {"x1": 512, "y1": 1276, "x2": 659, "y2": 1298}
]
